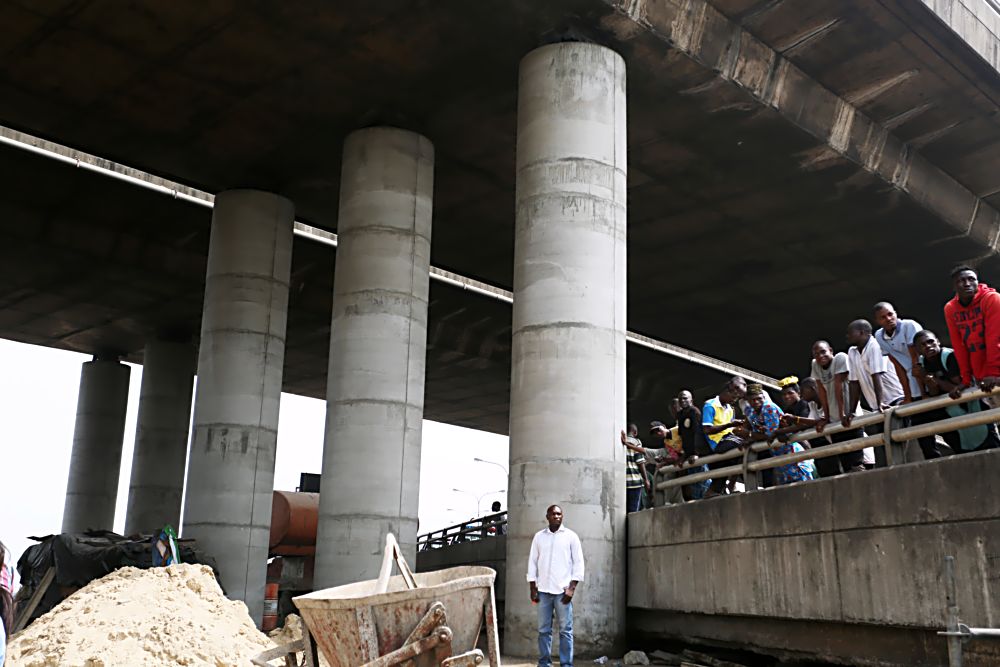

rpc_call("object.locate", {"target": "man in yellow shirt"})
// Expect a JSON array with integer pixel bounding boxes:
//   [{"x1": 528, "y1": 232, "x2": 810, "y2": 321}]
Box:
[{"x1": 701, "y1": 381, "x2": 746, "y2": 497}]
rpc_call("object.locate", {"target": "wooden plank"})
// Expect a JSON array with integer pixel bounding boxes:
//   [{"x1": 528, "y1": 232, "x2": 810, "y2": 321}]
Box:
[{"x1": 12, "y1": 566, "x2": 55, "y2": 634}]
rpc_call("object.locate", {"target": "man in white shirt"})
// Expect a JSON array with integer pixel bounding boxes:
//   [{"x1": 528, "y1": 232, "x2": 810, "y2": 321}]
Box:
[
  {"x1": 846, "y1": 319, "x2": 905, "y2": 415},
  {"x1": 873, "y1": 302, "x2": 943, "y2": 460},
  {"x1": 527, "y1": 505, "x2": 584, "y2": 667},
  {"x1": 810, "y1": 340, "x2": 866, "y2": 475}
]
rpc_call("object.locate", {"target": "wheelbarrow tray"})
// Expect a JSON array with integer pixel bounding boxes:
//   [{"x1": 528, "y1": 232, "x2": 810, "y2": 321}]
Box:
[{"x1": 294, "y1": 565, "x2": 497, "y2": 667}]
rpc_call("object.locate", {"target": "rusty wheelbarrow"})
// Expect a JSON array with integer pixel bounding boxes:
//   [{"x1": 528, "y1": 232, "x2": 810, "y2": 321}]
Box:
[{"x1": 253, "y1": 534, "x2": 500, "y2": 667}]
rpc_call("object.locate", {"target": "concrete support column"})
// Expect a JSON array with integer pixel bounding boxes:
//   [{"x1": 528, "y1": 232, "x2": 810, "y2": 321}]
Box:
[
  {"x1": 124, "y1": 339, "x2": 196, "y2": 535},
  {"x1": 181, "y1": 190, "x2": 293, "y2": 623},
  {"x1": 62, "y1": 356, "x2": 131, "y2": 533},
  {"x1": 314, "y1": 127, "x2": 433, "y2": 588},
  {"x1": 504, "y1": 43, "x2": 627, "y2": 656}
]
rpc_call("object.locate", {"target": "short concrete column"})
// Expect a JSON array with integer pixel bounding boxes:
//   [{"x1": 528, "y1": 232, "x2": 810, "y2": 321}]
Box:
[
  {"x1": 62, "y1": 356, "x2": 132, "y2": 533},
  {"x1": 181, "y1": 190, "x2": 293, "y2": 623},
  {"x1": 314, "y1": 127, "x2": 433, "y2": 588},
  {"x1": 124, "y1": 339, "x2": 195, "y2": 535},
  {"x1": 504, "y1": 43, "x2": 627, "y2": 656}
]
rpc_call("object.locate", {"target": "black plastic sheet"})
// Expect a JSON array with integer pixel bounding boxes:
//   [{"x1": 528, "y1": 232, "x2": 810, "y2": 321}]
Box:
[{"x1": 15, "y1": 531, "x2": 218, "y2": 627}]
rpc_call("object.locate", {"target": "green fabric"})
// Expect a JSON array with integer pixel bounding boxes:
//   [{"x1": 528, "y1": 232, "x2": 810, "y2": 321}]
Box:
[{"x1": 940, "y1": 349, "x2": 989, "y2": 450}]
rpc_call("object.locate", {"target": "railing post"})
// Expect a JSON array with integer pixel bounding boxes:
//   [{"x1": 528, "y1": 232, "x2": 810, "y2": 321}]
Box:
[
  {"x1": 882, "y1": 406, "x2": 906, "y2": 466},
  {"x1": 650, "y1": 466, "x2": 659, "y2": 507},
  {"x1": 742, "y1": 446, "x2": 759, "y2": 491},
  {"x1": 944, "y1": 555, "x2": 964, "y2": 667}
]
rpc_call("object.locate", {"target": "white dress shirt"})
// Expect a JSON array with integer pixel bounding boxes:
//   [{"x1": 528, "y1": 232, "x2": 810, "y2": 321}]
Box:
[{"x1": 526, "y1": 524, "x2": 585, "y2": 594}]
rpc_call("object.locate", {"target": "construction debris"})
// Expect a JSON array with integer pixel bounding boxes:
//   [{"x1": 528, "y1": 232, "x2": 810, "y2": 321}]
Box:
[
  {"x1": 7, "y1": 563, "x2": 275, "y2": 667},
  {"x1": 681, "y1": 649, "x2": 748, "y2": 667},
  {"x1": 649, "y1": 650, "x2": 685, "y2": 665},
  {"x1": 267, "y1": 612, "x2": 304, "y2": 646},
  {"x1": 624, "y1": 650, "x2": 651, "y2": 665}
]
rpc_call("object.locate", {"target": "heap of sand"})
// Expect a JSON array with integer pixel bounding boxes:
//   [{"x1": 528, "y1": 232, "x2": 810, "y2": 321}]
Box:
[{"x1": 7, "y1": 563, "x2": 276, "y2": 667}]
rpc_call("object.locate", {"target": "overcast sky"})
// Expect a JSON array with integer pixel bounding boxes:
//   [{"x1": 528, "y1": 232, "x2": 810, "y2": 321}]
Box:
[{"x1": 0, "y1": 338, "x2": 509, "y2": 587}]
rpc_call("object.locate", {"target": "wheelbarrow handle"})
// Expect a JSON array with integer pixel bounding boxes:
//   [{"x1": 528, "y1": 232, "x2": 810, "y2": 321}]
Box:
[{"x1": 375, "y1": 533, "x2": 419, "y2": 594}]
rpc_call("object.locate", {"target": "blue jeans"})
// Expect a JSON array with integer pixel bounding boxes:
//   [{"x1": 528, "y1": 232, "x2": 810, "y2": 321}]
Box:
[
  {"x1": 537, "y1": 591, "x2": 573, "y2": 667},
  {"x1": 626, "y1": 487, "x2": 642, "y2": 513}
]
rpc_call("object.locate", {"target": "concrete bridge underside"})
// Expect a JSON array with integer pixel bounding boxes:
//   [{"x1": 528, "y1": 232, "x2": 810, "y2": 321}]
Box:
[
  {"x1": 3, "y1": 0, "x2": 1000, "y2": 652},
  {"x1": 1, "y1": 0, "x2": 1000, "y2": 434}
]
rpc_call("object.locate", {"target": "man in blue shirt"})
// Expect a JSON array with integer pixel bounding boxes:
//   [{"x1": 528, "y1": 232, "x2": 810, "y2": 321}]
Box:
[{"x1": 874, "y1": 302, "x2": 943, "y2": 460}]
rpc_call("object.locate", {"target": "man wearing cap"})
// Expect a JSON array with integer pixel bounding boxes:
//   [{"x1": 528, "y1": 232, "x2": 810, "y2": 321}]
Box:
[
  {"x1": 743, "y1": 383, "x2": 815, "y2": 485},
  {"x1": 779, "y1": 376, "x2": 830, "y2": 452}
]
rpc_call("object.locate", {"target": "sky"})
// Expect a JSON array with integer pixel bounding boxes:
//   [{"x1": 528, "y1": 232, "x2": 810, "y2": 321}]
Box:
[{"x1": 0, "y1": 338, "x2": 509, "y2": 588}]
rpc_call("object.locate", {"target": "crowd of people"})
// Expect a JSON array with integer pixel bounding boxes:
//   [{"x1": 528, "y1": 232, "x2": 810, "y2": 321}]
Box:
[{"x1": 620, "y1": 265, "x2": 1000, "y2": 511}]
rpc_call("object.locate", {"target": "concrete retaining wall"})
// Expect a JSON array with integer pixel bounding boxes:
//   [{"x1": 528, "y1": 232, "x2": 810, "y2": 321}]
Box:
[
  {"x1": 417, "y1": 535, "x2": 507, "y2": 608},
  {"x1": 627, "y1": 449, "x2": 1000, "y2": 665}
]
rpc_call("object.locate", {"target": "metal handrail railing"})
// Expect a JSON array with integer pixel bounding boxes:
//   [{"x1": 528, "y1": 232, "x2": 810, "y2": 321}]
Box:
[
  {"x1": 417, "y1": 511, "x2": 508, "y2": 549},
  {"x1": 657, "y1": 387, "x2": 1000, "y2": 492}
]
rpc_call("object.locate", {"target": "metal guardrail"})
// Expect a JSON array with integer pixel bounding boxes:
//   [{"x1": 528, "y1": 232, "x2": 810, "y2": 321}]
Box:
[
  {"x1": 417, "y1": 512, "x2": 507, "y2": 550},
  {"x1": 655, "y1": 387, "x2": 1000, "y2": 493}
]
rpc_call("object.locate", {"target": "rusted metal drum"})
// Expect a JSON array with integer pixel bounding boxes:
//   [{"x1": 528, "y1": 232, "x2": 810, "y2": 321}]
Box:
[
  {"x1": 262, "y1": 581, "x2": 280, "y2": 632},
  {"x1": 269, "y1": 490, "x2": 319, "y2": 555},
  {"x1": 294, "y1": 566, "x2": 496, "y2": 667}
]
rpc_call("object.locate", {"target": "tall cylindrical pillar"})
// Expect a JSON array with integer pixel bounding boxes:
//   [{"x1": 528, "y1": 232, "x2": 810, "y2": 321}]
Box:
[
  {"x1": 62, "y1": 356, "x2": 132, "y2": 533},
  {"x1": 181, "y1": 190, "x2": 294, "y2": 623},
  {"x1": 314, "y1": 127, "x2": 433, "y2": 588},
  {"x1": 504, "y1": 42, "x2": 627, "y2": 656},
  {"x1": 124, "y1": 339, "x2": 195, "y2": 535}
]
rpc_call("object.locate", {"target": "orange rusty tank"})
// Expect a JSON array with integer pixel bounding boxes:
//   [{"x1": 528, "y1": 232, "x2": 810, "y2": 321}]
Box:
[{"x1": 269, "y1": 490, "x2": 319, "y2": 556}]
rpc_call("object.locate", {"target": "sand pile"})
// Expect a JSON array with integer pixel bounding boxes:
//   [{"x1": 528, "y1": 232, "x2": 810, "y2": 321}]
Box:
[{"x1": 7, "y1": 563, "x2": 277, "y2": 667}]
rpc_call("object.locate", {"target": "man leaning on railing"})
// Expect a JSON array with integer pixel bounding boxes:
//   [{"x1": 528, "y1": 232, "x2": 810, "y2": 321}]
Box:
[{"x1": 916, "y1": 329, "x2": 1000, "y2": 453}]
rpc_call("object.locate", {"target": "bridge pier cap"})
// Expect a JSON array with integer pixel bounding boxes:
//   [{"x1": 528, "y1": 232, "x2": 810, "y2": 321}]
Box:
[
  {"x1": 181, "y1": 189, "x2": 294, "y2": 624},
  {"x1": 504, "y1": 41, "x2": 627, "y2": 657},
  {"x1": 314, "y1": 127, "x2": 434, "y2": 589}
]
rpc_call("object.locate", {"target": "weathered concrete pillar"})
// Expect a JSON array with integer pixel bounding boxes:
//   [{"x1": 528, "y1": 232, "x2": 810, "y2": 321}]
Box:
[
  {"x1": 124, "y1": 339, "x2": 195, "y2": 535},
  {"x1": 62, "y1": 356, "x2": 131, "y2": 533},
  {"x1": 314, "y1": 127, "x2": 433, "y2": 588},
  {"x1": 504, "y1": 42, "x2": 627, "y2": 656},
  {"x1": 182, "y1": 190, "x2": 293, "y2": 623}
]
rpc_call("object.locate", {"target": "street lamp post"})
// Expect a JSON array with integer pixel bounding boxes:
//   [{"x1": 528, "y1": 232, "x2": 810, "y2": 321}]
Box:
[
  {"x1": 452, "y1": 487, "x2": 507, "y2": 516},
  {"x1": 473, "y1": 457, "x2": 509, "y2": 476}
]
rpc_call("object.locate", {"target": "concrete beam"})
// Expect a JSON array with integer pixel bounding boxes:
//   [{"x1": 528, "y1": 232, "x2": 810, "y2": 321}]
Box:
[
  {"x1": 181, "y1": 189, "x2": 294, "y2": 623},
  {"x1": 314, "y1": 127, "x2": 434, "y2": 588},
  {"x1": 124, "y1": 339, "x2": 195, "y2": 535},
  {"x1": 918, "y1": 0, "x2": 1000, "y2": 73},
  {"x1": 607, "y1": 0, "x2": 1000, "y2": 255},
  {"x1": 61, "y1": 356, "x2": 131, "y2": 533},
  {"x1": 504, "y1": 42, "x2": 628, "y2": 657}
]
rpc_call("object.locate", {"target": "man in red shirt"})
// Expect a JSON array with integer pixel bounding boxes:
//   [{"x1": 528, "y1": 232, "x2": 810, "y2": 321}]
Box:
[{"x1": 944, "y1": 266, "x2": 1000, "y2": 397}]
